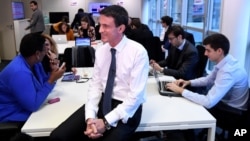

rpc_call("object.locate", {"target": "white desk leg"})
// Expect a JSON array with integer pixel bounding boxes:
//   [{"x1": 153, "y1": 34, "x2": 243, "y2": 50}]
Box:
[{"x1": 207, "y1": 123, "x2": 216, "y2": 141}]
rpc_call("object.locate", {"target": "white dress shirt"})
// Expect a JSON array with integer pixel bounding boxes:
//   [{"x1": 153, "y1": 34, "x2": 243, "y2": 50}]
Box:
[
  {"x1": 85, "y1": 36, "x2": 149, "y2": 126},
  {"x1": 182, "y1": 54, "x2": 249, "y2": 110}
]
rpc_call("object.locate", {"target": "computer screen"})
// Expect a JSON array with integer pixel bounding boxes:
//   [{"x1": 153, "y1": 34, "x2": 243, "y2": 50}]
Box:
[
  {"x1": 88, "y1": 2, "x2": 111, "y2": 16},
  {"x1": 75, "y1": 37, "x2": 91, "y2": 47},
  {"x1": 49, "y1": 12, "x2": 69, "y2": 23},
  {"x1": 12, "y1": 2, "x2": 25, "y2": 20}
]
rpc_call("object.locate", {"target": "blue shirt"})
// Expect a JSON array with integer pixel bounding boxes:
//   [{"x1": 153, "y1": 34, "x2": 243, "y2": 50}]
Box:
[
  {"x1": 0, "y1": 55, "x2": 55, "y2": 122},
  {"x1": 182, "y1": 54, "x2": 249, "y2": 110}
]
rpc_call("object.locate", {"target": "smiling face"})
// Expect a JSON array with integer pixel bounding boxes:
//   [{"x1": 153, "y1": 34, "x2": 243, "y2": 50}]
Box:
[{"x1": 99, "y1": 15, "x2": 125, "y2": 47}]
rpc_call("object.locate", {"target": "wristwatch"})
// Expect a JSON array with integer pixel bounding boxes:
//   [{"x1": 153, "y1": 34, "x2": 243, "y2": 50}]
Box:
[
  {"x1": 103, "y1": 118, "x2": 111, "y2": 130},
  {"x1": 160, "y1": 67, "x2": 164, "y2": 73}
]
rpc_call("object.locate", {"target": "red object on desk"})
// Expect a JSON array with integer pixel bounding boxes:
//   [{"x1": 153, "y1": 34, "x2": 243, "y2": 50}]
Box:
[{"x1": 48, "y1": 97, "x2": 60, "y2": 104}]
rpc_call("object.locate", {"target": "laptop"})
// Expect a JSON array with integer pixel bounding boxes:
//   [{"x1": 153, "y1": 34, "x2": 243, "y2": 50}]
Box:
[
  {"x1": 153, "y1": 70, "x2": 182, "y2": 97},
  {"x1": 52, "y1": 35, "x2": 67, "y2": 44},
  {"x1": 75, "y1": 37, "x2": 91, "y2": 47}
]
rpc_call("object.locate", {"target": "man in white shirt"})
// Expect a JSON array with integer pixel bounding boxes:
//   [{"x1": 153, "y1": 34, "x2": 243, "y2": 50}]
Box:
[
  {"x1": 166, "y1": 33, "x2": 249, "y2": 139},
  {"x1": 50, "y1": 5, "x2": 149, "y2": 141}
]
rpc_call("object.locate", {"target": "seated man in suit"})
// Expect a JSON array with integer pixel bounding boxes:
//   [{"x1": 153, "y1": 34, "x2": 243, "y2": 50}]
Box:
[
  {"x1": 150, "y1": 25, "x2": 198, "y2": 80},
  {"x1": 166, "y1": 33, "x2": 249, "y2": 140}
]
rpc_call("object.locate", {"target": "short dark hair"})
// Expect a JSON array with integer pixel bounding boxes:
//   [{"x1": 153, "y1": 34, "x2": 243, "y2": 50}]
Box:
[
  {"x1": 78, "y1": 8, "x2": 84, "y2": 13},
  {"x1": 161, "y1": 16, "x2": 173, "y2": 26},
  {"x1": 20, "y1": 33, "x2": 45, "y2": 57},
  {"x1": 203, "y1": 33, "x2": 230, "y2": 55},
  {"x1": 30, "y1": 1, "x2": 38, "y2": 5},
  {"x1": 167, "y1": 25, "x2": 185, "y2": 39},
  {"x1": 99, "y1": 5, "x2": 128, "y2": 27}
]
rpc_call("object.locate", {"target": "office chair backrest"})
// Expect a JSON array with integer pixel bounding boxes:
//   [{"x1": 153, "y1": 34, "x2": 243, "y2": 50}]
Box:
[
  {"x1": 195, "y1": 45, "x2": 208, "y2": 77},
  {"x1": 184, "y1": 31, "x2": 195, "y2": 46},
  {"x1": 63, "y1": 47, "x2": 95, "y2": 72},
  {"x1": 63, "y1": 48, "x2": 73, "y2": 72},
  {"x1": 133, "y1": 36, "x2": 164, "y2": 62},
  {"x1": 0, "y1": 122, "x2": 21, "y2": 141},
  {"x1": 72, "y1": 46, "x2": 95, "y2": 67}
]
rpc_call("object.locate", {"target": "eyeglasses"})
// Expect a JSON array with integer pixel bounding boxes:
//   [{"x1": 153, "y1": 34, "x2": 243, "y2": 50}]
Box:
[{"x1": 168, "y1": 36, "x2": 176, "y2": 41}]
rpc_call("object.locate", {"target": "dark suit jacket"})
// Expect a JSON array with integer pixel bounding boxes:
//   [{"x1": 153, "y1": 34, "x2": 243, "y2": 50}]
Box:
[{"x1": 158, "y1": 40, "x2": 198, "y2": 80}]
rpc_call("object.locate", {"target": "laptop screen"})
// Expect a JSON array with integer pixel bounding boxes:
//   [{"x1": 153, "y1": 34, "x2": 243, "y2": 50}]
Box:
[
  {"x1": 75, "y1": 37, "x2": 91, "y2": 47},
  {"x1": 52, "y1": 35, "x2": 67, "y2": 44}
]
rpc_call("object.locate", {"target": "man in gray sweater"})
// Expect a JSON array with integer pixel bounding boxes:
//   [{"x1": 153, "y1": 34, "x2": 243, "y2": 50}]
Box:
[{"x1": 25, "y1": 1, "x2": 45, "y2": 34}]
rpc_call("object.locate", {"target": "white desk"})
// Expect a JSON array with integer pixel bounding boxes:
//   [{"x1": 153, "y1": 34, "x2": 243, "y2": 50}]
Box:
[
  {"x1": 22, "y1": 68, "x2": 216, "y2": 141},
  {"x1": 57, "y1": 40, "x2": 103, "y2": 54}
]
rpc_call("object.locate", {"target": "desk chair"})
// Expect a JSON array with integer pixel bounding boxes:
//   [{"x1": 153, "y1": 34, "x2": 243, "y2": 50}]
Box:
[
  {"x1": 184, "y1": 31, "x2": 195, "y2": 46},
  {"x1": 215, "y1": 89, "x2": 250, "y2": 141},
  {"x1": 134, "y1": 36, "x2": 165, "y2": 62},
  {"x1": 193, "y1": 45, "x2": 208, "y2": 93},
  {"x1": 195, "y1": 45, "x2": 208, "y2": 78},
  {"x1": 0, "y1": 122, "x2": 21, "y2": 141},
  {"x1": 63, "y1": 47, "x2": 95, "y2": 72}
]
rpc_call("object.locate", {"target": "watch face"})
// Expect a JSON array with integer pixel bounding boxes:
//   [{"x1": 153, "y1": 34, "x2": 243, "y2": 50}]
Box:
[
  {"x1": 104, "y1": 119, "x2": 111, "y2": 130},
  {"x1": 106, "y1": 124, "x2": 111, "y2": 130}
]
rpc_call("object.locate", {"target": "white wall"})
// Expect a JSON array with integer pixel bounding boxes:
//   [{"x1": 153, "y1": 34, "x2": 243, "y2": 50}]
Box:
[
  {"x1": 40, "y1": 0, "x2": 142, "y2": 24},
  {"x1": 220, "y1": 0, "x2": 250, "y2": 68}
]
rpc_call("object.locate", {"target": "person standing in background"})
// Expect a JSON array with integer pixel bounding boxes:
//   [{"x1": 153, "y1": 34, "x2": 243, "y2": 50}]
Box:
[
  {"x1": 160, "y1": 16, "x2": 173, "y2": 57},
  {"x1": 71, "y1": 8, "x2": 89, "y2": 30},
  {"x1": 25, "y1": 1, "x2": 45, "y2": 34}
]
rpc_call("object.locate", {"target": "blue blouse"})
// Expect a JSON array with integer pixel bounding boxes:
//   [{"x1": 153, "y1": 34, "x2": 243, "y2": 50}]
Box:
[{"x1": 0, "y1": 55, "x2": 55, "y2": 122}]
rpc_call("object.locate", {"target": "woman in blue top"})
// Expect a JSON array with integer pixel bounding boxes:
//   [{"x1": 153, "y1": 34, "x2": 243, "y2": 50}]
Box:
[{"x1": 0, "y1": 33, "x2": 66, "y2": 125}]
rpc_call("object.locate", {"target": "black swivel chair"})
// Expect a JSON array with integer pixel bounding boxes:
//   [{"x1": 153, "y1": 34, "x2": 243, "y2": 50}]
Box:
[
  {"x1": 217, "y1": 89, "x2": 250, "y2": 141},
  {"x1": 134, "y1": 36, "x2": 165, "y2": 62},
  {"x1": 63, "y1": 46, "x2": 95, "y2": 72},
  {"x1": 184, "y1": 31, "x2": 195, "y2": 46},
  {"x1": 0, "y1": 122, "x2": 21, "y2": 141},
  {"x1": 192, "y1": 45, "x2": 208, "y2": 93},
  {"x1": 195, "y1": 45, "x2": 208, "y2": 78}
]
